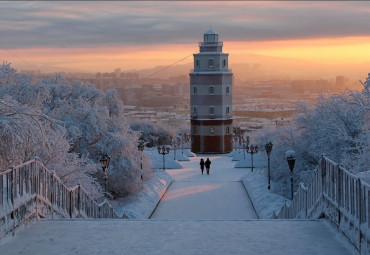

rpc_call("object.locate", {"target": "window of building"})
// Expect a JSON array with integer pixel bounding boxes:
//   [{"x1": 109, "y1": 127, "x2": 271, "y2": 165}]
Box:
[
  {"x1": 196, "y1": 59, "x2": 199, "y2": 67},
  {"x1": 223, "y1": 59, "x2": 226, "y2": 67},
  {"x1": 193, "y1": 106, "x2": 197, "y2": 115},
  {"x1": 193, "y1": 86, "x2": 197, "y2": 95},
  {"x1": 192, "y1": 126, "x2": 197, "y2": 135},
  {"x1": 226, "y1": 106, "x2": 230, "y2": 115},
  {"x1": 226, "y1": 86, "x2": 230, "y2": 94},
  {"x1": 210, "y1": 127, "x2": 214, "y2": 135},
  {"x1": 210, "y1": 106, "x2": 215, "y2": 115},
  {"x1": 209, "y1": 86, "x2": 214, "y2": 95},
  {"x1": 208, "y1": 59, "x2": 214, "y2": 67},
  {"x1": 226, "y1": 126, "x2": 230, "y2": 134}
]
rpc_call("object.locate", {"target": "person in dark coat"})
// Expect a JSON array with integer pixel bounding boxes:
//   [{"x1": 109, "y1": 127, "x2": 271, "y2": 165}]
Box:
[
  {"x1": 205, "y1": 158, "x2": 211, "y2": 175},
  {"x1": 200, "y1": 158, "x2": 205, "y2": 175}
]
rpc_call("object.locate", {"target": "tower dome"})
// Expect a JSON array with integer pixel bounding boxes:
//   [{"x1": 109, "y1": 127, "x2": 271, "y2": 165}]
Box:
[{"x1": 204, "y1": 29, "x2": 218, "y2": 43}]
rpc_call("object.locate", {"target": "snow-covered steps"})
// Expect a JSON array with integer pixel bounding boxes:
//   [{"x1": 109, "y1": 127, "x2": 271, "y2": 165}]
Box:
[{"x1": 0, "y1": 219, "x2": 357, "y2": 255}]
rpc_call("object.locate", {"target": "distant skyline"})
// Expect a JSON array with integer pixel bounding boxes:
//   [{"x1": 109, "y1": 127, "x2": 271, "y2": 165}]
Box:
[{"x1": 1, "y1": 1, "x2": 370, "y2": 73}]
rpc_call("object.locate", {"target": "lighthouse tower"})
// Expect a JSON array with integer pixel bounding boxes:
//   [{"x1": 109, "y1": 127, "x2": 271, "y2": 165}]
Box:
[{"x1": 190, "y1": 29, "x2": 233, "y2": 153}]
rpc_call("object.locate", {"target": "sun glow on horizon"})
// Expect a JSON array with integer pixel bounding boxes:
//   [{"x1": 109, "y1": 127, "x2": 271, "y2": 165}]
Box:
[{"x1": 2, "y1": 36, "x2": 370, "y2": 73}]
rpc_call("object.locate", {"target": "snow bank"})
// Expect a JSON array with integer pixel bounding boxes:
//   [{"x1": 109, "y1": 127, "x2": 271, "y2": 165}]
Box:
[
  {"x1": 241, "y1": 169, "x2": 287, "y2": 219},
  {"x1": 234, "y1": 154, "x2": 266, "y2": 168},
  {"x1": 109, "y1": 169, "x2": 173, "y2": 219},
  {"x1": 183, "y1": 149, "x2": 196, "y2": 157},
  {"x1": 173, "y1": 152, "x2": 190, "y2": 161}
]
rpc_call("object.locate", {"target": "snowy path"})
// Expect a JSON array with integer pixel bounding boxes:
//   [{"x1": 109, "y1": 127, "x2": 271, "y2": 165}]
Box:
[
  {"x1": 0, "y1": 219, "x2": 356, "y2": 255},
  {"x1": 150, "y1": 155, "x2": 258, "y2": 219},
  {"x1": 0, "y1": 154, "x2": 357, "y2": 254}
]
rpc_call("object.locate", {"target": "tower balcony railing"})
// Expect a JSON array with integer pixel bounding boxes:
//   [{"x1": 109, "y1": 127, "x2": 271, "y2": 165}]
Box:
[
  {"x1": 190, "y1": 68, "x2": 232, "y2": 73},
  {"x1": 199, "y1": 41, "x2": 223, "y2": 47}
]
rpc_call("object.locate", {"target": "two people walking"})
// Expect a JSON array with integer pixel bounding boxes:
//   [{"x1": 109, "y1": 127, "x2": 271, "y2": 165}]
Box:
[{"x1": 200, "y1": 158, "x2": 211, "y2": 175}]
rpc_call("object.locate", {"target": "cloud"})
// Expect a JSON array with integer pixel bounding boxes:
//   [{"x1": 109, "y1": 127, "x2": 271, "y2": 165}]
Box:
[{"x1": 0, "y1": 1, "x2": 370, "y2": 49}]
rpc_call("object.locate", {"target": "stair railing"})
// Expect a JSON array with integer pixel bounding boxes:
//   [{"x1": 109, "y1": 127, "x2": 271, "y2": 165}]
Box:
[
  {"x1": 0, "y1": 158, "x2": 121, "y2": 239},
  {"x1": 273, "y1": 156, "x2": 369, "y2": 254}
]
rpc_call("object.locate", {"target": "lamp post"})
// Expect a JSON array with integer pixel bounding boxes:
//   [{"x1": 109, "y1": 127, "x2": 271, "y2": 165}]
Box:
[
  {"x1": 265, "y1": 142, "x2": 273, "y2": 190},
  {"x1": 233, "y1": 135, "x2": 237, "y2": 153},
  {"x1": 137, "y1": 141, "x2": 145, "y2": 170},
  {"x1": 184, "y1": 133, "x2": 190, "y2": 148},
  {"x1": 157, "y1": 145, "x2": 170, "y2": 171},
  {"x1": 246, "y1": 144, "x2": 258, "y2": 172},
  {"x1": 172, "y1": 139, "x2": 177, "y2": 160},
  {"x1": 100, "y1": 154, "x2": 110, "y2": 194},
  {"x1": 286, "y1": 150, "x2": 296, "y2": 200},
  {"x1": 242, "y1": 139, "x2": 246, "y2": 159}
]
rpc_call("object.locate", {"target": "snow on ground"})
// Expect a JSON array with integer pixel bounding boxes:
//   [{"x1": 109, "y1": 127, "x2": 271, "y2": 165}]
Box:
[
  {"x1": 150, "y1": 154, "x2": 258, "y2": 220},
  {"x1": 183, "y1": 149, "x2": 195, "y2": 157},
  {"x1": 109, "y1": 169, "x2": 173, "y2": 219},
  {"x1": 0, "y1": 151, "x2": 358, "y2": 254},
  {"x1": 0, "y1": 219, "x2": 357, "y2": 255},
  {"x1": 241, "y1": 170, "x2": 287, "y2": 219},
  {"x1": 111, "y1": 150, "x2": 287, "y2": 220},
  {"x1": 173, "y1": 152, "x2": 190, "y2": 161},
  {"x1": 147, "y1": 147, "x2": 183, "y2": 169}
]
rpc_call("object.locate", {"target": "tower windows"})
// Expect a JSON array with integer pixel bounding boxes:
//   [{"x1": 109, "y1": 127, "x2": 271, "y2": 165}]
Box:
[
  {"x1": 192, "y1": 126, "x2": 197, "y2": 135},
  {"x1": 223, "y1": 59, "x2": 226, "y2": 67},
  {"x1": 209, "y1": 106, "x2": 215, "y2": 115},
  {"x1": 196, "y1": 59, "x2": 199, "y2": 67},
  {"x1": 226, "y1": 126, "x2": 230, "y2": 134},
  {"x1": 193, "y1": 86, "x2": 197, "y2": 95},
  {"x1": 226, "y1": 86, "x2": 230, "y2": 94},
  {"x1": 226, "y1": 106, "x2": 230, "y2": 115},
  {"x1": 209, "y1": 86, "x2": 214, "y2": 95},
  {"x1": 210, "y1": 127, "x2": 214, "y2": 135},
  {"x1": 193, "y1": 106, "x2": 197, "y2": 115},
  {"x1": 208, "y1": 59, "x2": 214, "y2": 68}
]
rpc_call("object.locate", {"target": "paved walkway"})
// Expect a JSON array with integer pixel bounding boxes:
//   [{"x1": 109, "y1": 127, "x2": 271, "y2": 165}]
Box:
[{"x1": 150, "y1": 155, "x2": 258, "y2": 219}]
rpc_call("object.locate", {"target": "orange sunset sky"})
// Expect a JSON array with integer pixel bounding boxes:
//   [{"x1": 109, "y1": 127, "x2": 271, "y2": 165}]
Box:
[{"x1": 1, "y1": 1, "x2": 370, "y2": 75}]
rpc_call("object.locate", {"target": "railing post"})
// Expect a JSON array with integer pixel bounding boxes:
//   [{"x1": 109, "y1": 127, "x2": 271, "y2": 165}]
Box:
[
  {"x1": 9, "y1": 166, "x2": 16, "y2": 235},
  {"x1": 77, "y1": 184, "x2": 81, "y2": 218},
  {"x1": 321, "y1": 156, "x2": 326, "y2": 203},
  {"x1": 358, "y1": 178, "x2": 362, "y2": 253},
  {"x1": 305, "y1": 188, "x2": 308, "y2": 218},
  {"x1": 69, "y1": 190, "x2": 73, "y2": 218},
  {"x1": 337, "y1": 166, "x2": 342, "y2": 226},
  {"x1": 50, "y1": 170, "x2": 55, "y2": 219}
]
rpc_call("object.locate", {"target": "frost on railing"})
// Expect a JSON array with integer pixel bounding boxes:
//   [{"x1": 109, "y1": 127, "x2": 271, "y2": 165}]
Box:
[
  {"x1": 273, "y1": 156, "x2": 369, "y2": 254},
  {"x1": 0, "y1": 158, "x2": 121, "y2": 239}
]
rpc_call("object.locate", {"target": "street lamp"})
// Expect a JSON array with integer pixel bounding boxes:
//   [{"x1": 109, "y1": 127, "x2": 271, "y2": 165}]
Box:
[
  {"x1": 172, "y1": 139, "x2": 177, "y2": 160},
  {"x1": 265, "y1": 142, "x2": 273, "y2": 190},
  {"x1": 157, "y1": 145, "x2": 170, "y2": 171},
  {"x1": 233, "y1": 135, "x2": 238, "y2": 153},
  {"x1": 286, "y1": 150, "x2": 296, "y2": 200},
  {"x1": 246, "y1": 144, "x2": 258, "y2": 172},
  {"x1": 137, "y1": 141, "x2": 145, "y2": 170},
  {"x1": 100, "y1": 154, "x2": 110, "y2": 194}
]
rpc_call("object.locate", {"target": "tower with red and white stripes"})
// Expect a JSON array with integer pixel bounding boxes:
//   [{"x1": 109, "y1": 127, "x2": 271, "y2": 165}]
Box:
[{"x1": 190, "y1": 29, "x2": 233, "y2": 153}]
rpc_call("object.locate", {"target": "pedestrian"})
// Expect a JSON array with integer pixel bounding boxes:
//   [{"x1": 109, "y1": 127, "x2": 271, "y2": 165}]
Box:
[
  {"x1": 205, "y1": 158, "x2": 211, "y2": 175},
  {"x1": 200, "y1": 158, "x2": 205, "y2": 175}
]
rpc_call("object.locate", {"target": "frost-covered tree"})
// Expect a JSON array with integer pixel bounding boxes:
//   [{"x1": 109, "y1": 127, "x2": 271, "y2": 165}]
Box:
[
  {"x1": 0, "y1": 63, "x2": 153, "y2": 198},
  {"x1": 130, "y1": 120, "x2": 175, "y2": 147},
  {"x1": 0, "y1": 96, "x2": 102, "y2": 199},
  {"x1": 258, "y1": 76, "x2": 369, "y2": 197}
]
